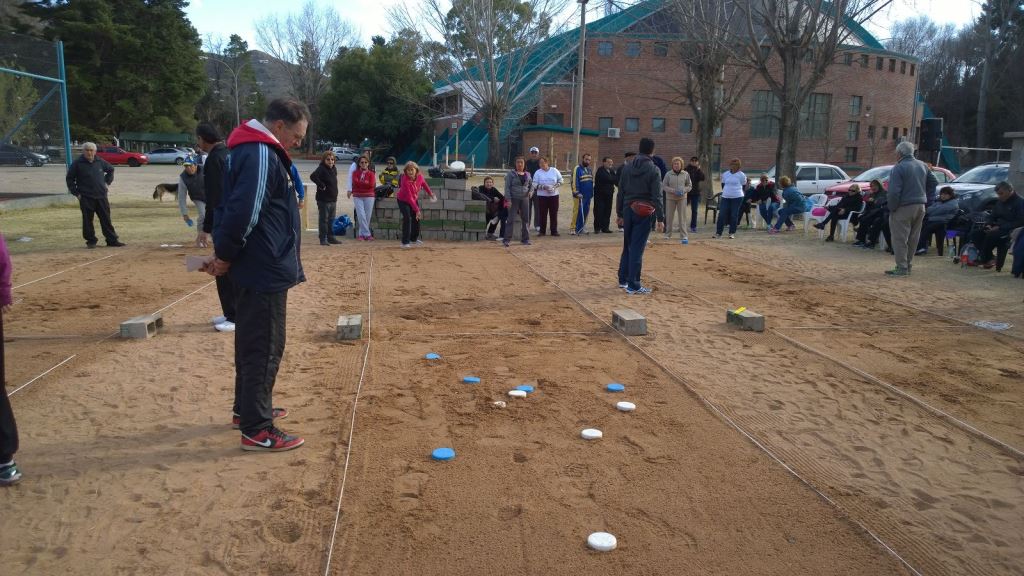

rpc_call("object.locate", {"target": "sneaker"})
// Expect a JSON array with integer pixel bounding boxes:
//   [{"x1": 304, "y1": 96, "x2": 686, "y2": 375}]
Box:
[
  {"x1": 502, "y1": 240, "x2": 510, "y2": 247},
  {"x1": 863, "y1": 243, "x2": 876, "y2": 250},
  {"x1": 211, "y1": 315, "x2": 227, "y2": 325},
  {"x1": 86, "y1": 243, "x2": 97, "y2": 249},
  {"x1": 825, "y1": 236, "x2": 834, "y2": 242},
  {"x1": 689, "y1": 226, "x2": 697, "y2": 233},
  {"x1": 786, "y1": 225, "x2": 796, "y2": 232},
  {"x1": 728, "y1": 234, "x2": 735, "y2": 239},
  {"x1": 626, "y1": 286, "x2": 652, "y2": 295},
  {"x1": 0, "y1": 461, "x2": 22, "y2": 486},
  {"x1": 366, "y1": 236, "x2": 375, "y2": 241},
  {"x1": 884, "y1": 267, "x2": 909, "y2": 276},
  {"x1": 551, "y1": 232, "x2": 560, "y2": 237},
  {"x1": 982, "y1": 261, "x2": 995, "y2": 269},
  {"x1": 401, "y1": 243, "x2": 411, "y2": 249},
  {"x1": 485, "y1": 234, "x2": 496, "y2": 241},
  {"x1": 415, "y1": 239, "x2": 423, "y2": 245},
  {"x1": 320, "y1": 239, "x2": 329, "y2": 246},
  {"x1": 663, "y1": 234, "x2": 671, "y2": 240},
  {"x1": 214, "y1": 321, "x2": 235, "y2": 332},
  {"x1": 681, "y1": 238, "x2": 688, "y2": 245},
  {"x1": 241, "y1": 426, "x2": 304, "y2": 452},
  {"x1": 713, "y1": 234, "x2": 722, "y2": 239},
  {"x1": 327, "y1": 238, "x2": 342, "y2": 245},
  {"x1": 520, "y1": 240, "x2": 531, "y2": 245},
  {"x1": 618, "y1": 283, "x2": 628, "y2": 289},
  {"x1": 914, "y1": 248, "x2": 928, "y2": 256},
  {"x1": 568, "y1": 230, "x2": 576, "y2": 236},
  {"x1": 813, "y1": 223, "x2": 825, "y2": 230},
  {"x1": 852, "y1": 241, "x2": 865, "y2": 247},
  {"x1": 768, "y1": 228, "x2": 779, "y2": 234},
  {"x1": 107, "y1": 240, "x2": 126, "y2": 247},
  {"x1": 232, "y1": 407, "x2": 289, "y2": 429}
]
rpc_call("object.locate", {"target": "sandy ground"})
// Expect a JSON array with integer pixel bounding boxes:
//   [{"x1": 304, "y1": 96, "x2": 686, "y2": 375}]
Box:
[{"x1": 1, "y1": 171, "x2": 1023, "y2": 575}]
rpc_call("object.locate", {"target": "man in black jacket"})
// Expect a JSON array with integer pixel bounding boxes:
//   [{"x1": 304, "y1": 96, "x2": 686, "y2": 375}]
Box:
[
  {"x1": 593, "y1": 156, "x2": 617, "y2": 233},
  {"x1": 973, "y1": 181, "x2": 1024, "y2": 269},
  {"x1": 65, "y1": 142, "x2": 124, "y2": 249},
  {"x1": 616, "y1": 138, "x2": 664, "y2": 294},
  {"x1": 196, "y1": 123, "x2": 236, "y2": 333},
  {"x1": 684, "y1": 156, "x2": 705, "y2": 232}
]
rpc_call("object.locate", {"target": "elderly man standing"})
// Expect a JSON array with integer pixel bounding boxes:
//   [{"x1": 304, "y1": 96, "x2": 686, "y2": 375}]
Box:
[
  {"x1": 66, "y1": 142, "x2": 124, "y2": 249},
  {"x1": 886, "y1": 141, "x2": 933, "y2": 276}
]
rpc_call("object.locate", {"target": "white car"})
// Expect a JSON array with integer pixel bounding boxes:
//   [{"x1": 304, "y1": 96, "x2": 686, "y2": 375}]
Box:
[
  {"x1": 331, "y1": 147, "x2": 360, "y2": 162},
  {"x1": 146, "y1": 147, "x2": 195, "y2": 165},
  {"x1": 766, "y1": 162, "x2": 850, "y2": 195}
]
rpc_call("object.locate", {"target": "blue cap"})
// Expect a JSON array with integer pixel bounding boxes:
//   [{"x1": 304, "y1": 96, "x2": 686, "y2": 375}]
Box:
[
  {"x1": 431, "y1": 447, "x2": 456, "y2": 461},
  {"x1": 463, "y1": 376, "x2": 481, "y2": 384},
  {"x1": 606, "y1": 383, "x2": 625, "y2": 392},
  {"x1": 515, "y1": 385, "x2": 534, "y2": 394},
  {"x1": 425, "y1": 353, "x2": 441, "y2": 360}
]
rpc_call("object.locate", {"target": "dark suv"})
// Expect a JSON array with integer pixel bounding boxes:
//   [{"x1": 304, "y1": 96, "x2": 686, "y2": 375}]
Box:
[{"x1": 0, "y1": 143, "x2": 48, "y2": 167}]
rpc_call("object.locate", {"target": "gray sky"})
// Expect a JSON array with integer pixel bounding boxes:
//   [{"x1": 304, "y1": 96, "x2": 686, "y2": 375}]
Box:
[{"x1": 184, "y1": 0, "x2": 981, "y2": 52}]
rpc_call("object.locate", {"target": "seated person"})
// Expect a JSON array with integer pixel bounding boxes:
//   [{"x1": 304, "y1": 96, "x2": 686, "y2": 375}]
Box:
[
  {"x1": 814, "y1": 184, "x2": 864, "y2": 241},
  {"x1": 474, "y1": 176, "x2": 507, "y2": 240},
  {"x1": 1011, "y1": 226, "x2": 1024, "y2": 278},
  {"x1": 971, "y1": 181, "x2": 1024, "y2": 269},
  {"x1": 753, "y1": 174, "x2": 780, "y2": 229},
  {"x1": 769, "y1": 176, "x2": 802, "y2": 233},
  {"x1": 739, "y1": 177, "x2": 759, "y2": 226},
  {"x1": 853, "y1": 179, "x2": 889, "y2": 249},
  {"x1": 916, "y1": 186, "x2": 959, "y2": 256}
]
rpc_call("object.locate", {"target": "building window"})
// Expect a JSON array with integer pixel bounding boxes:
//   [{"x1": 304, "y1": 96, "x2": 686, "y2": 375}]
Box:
[
  {"x1": 653, "y1": 42, "x2": 668, "y2": 57},
  {"x1": 543, "y1": 113, "x2": 564, "y2": 126},
  {"x1": 900, "y1": 61, "x2": 907, "y2": 74},
  {"x1": 910, "y1": 63, "x2": 916, "y2": 76},
  {"x1": 845, "y1": 147, "x2": 858, "y2": 163},
  {"x1": 847, "y1": 121, "x2": 859, "y2": 141},
  {"x1": 882, "y1": 126, "x2": 889, "y2": 140},
  {"x1": 652, "y1": 117, "x2": 666, "y2": 132},
  {"x1": 860, "y1": 54, "x2": 868, "y2": 67},
  {"x1": 751, "y1": 90, "x2": 780, "y2": 138},
  {"x1": 625, "y1": 42, "x2": 641, "y2": 57},
  {"x1": 598, "y1": 117, "x2": 613, "y2": 133},
  {"x1": 799, "y1": 92, "x2": 831, "y2": 139},
  {"x1": 868, "y1": 125, "x2": 876, "y2": 139},
  {"x1": 849, "y1": 95, "x2": 862, "y2": 117},
  {"x1": 597, "y1": 41, "x2": 613, "y2": 57},
  {"x1": 876, "y1": 56, "x2": 883, "y2": 70},
  {"x1": 712, "y1": 144, "x2": 722, "y2": 172},
  {"x1": 625, "y1": 117, "x2": 639, "y2": 132},
  {"x1": 889, "y1": 58, "x2": 896, "y2": 72},
  {"x1": 679, "y1": 118, "x2": 693, "y2": 133},
  {"x1": 892, "y1": 126, "x2": 899, "y2": 141},
  {"x1": 844, "y1": 52, "x2": 853, "y2": 65},
  {"x1": 903, "y1": 127, "x2": 908, "y2": 138},
  {"x1": 714, "y1": 125, "x2": 723, "y2": 137}
]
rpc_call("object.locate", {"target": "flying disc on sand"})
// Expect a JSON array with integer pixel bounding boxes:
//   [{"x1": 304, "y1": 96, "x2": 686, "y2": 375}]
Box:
[
  {"x1": 425, "y1": 353, "x2": 441, "y2": 360},
  {"x1": 431, "y1": 447, "x2": 456, "y2": 461},
  {"x1": 606, "y1": 383, "x2": 625, "y2": 392},
  {"x1": 587, "y1": 532, "x2": 617, "y2": 552},
  {"x1": 514, "y1": 385, "x2": 534, "y2": 394},
  {"x1": 508, "y1": 390, "x2": 527, "y2": 398},
  {"x1": 616, "y1": 401, "x2": 636, "y2": 412},
  {"x1": 581, "y1": 428, "x2": 603, "y2": 440},
  {"x1": 463, "y1": 376, "x2": 481, "y2": 383}
]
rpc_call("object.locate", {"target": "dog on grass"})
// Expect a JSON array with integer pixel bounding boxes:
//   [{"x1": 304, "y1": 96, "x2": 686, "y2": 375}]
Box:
[{"x1": 152, "y1": 183, "x2": 179, "y2": 201}]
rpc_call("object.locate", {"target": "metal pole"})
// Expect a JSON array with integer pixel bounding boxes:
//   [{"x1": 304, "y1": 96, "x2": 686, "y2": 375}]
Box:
[
  {"x1": 57, "y1": 40, "x2": 72, "y2": 169},
  {"x1": 571, "y1": 0, "x2": 588, "y2": 168},
  {"x1": 232, "y1": 68, "x2": 240, "y2": 127}
]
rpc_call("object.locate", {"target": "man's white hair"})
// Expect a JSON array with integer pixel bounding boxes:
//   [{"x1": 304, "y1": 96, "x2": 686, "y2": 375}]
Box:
[
  {"x1": 82, "y1": 142, "x2": 97, "y2": 151},
  {"x1": 896, "y1": 141, "x2": 915, "y2": 157}
]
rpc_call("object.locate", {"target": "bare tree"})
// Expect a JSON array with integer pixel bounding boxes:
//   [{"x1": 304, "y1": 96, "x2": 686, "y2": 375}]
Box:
[
  {"x1": 737, "y1": 0, "x2": 894, "y2": 179},
  {"x1": 391, "y1": 0, "x2": 572, "y2": 166},
  {"x1": 255, "y1": 0, "x2": 357, "y2": 152}
]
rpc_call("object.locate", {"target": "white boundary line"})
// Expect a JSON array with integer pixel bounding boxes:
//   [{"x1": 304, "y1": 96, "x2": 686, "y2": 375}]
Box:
[
  {"x1": 13, "y1": 253, "x2": 120, "y2": 290},
  {"x1": 511, "y1": 249, "x2": 924, "y2": 576},
  {"x1": 9, "y1": 354, "x2": 78, "y2": 396},
  {"x1": 323, "y1": 254, "x2": 374, "y2": 576}
]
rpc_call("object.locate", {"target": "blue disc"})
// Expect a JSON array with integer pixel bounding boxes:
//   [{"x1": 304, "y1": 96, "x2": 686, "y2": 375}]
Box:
[
  {"x1": 425, "y1": 353, "x2": 441, "y2": 360},
  {"x1": 431, "y1": 447, "x2": 456, "y2": 461},
  {"x1": 515, "y1": 385, "x2": 534, "y2": 394},
  {"x1": 606, "y1": 383, "x2": 625, "y2": 392},
  {"x1": 463, "y1": 376, "x2": 481, "y2": 384}
]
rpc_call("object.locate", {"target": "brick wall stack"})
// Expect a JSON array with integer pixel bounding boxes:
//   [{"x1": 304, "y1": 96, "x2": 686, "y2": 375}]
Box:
[{"x1": 371, "y1": 177, "x2": 489, "y2": 241}]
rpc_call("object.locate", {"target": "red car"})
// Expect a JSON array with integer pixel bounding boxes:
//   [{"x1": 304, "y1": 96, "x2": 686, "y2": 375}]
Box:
[
  {"x1": 824, "y1": 164, "x2": 956, "y2": 198},
  {"x1": 95, "y1": 146, "x2": 149, "y2": 167}
]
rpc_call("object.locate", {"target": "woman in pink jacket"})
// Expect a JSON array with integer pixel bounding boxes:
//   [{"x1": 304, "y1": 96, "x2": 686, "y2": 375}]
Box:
[
  {"x1": 0, "y1": 233, "x2": 20, "y2": 486},
  {"x1": 348, "y1": 156, "x2": 377, "y2": 240},
  {"x1": 396, "y1": 161, "x2": 435, "y2": 248}
]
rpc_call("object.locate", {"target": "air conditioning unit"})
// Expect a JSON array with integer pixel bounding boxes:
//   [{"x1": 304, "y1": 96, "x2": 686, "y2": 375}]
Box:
[{"x1": 607, "y1": 127, "x2": 621, "y2": 139}]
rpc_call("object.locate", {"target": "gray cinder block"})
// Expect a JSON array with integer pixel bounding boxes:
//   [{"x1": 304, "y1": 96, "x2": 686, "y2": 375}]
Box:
[
  {"x1": 120, "y1": 313, "x2": 164, "y2": 339},
  {"x1": 336, "y1": 314, "x2": 363, "y2": 340},
  {"x1": 726, "y1": 309, "x2": 765, "y2": 332},
  {"x1": 612, "y1": 309, "x2": 647, "y2": 336}
]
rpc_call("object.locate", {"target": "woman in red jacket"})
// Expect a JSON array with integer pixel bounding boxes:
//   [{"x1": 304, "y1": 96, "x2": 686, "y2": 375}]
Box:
[
  {"x1": 348, "y1": 156, "x2": 377, "y2": 240},
  {"x1": 396, "y1": 161, "x2": 436, "y2": 247}
]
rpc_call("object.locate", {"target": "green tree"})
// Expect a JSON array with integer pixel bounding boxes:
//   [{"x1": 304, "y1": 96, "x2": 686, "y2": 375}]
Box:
[
  {"x1": 0, "y1": 64, "x2": 40, "y2": 142},
  {"x1": 319, "y1": 36, "x2": 433, "y2": 155},
  {"x1": 24, "y1": 0, "x2": 205, "y2": 140}
]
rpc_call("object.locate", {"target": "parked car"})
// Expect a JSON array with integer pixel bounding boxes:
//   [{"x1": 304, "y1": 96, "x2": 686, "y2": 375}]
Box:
[
  {"x1": 944, "y1": 163, "x2": 1010, "y2": 214},
  {"x1": 765, "y1": 162, "x2": 850, "y2": 195},
  {"x1": 824, "y1": 164, "x2": 957, "y2": 198},
  {"x1": 146, "y1": 147, "x2": 194, "y2": 165},
  {"x1": 0, "y1": 143, "x2": 48, "y2": 167},
  {"x1": 331, "y1": 146, "x2": 359, "y2": 162},
  {"x1": 96, "y1": 146, "x2": 149, "y2": 167}
]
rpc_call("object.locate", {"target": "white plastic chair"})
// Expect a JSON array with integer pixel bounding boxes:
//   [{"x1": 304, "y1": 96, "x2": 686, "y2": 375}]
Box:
[
  {"x1": 837, "y1": 202, "x2": 866, "y2": 242},
  {"x1": 803, "y1": 193, "x2": 829, "y2": 234},
  {"x1": 814, "y1": 198, "x2": 840, "y2": 239}
]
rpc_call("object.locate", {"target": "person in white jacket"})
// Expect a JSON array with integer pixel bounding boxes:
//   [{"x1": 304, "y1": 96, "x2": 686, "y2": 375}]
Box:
[
  {"x1": 661, "y1": 157, "x2": 692, "y2": 241},
  {"x1": 532, "y1": 156, "x2": 564, "y2": 235}
]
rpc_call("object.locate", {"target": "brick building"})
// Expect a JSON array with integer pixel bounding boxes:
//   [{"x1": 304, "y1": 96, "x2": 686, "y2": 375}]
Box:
[{"x1": 425, "y1": 0, "x2": 919, "y2": 175}]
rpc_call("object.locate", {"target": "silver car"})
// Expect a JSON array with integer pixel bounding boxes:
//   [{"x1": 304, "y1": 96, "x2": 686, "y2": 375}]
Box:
[
  {"x1": 766, "y1": 162, "x2": 851, "y2": 195},
  {"x1": 146, "y1": 147, "x2": 195, "y2": 165},
  {"x1": 331, "y1": 147, "x2": 360, "y2": 162}
]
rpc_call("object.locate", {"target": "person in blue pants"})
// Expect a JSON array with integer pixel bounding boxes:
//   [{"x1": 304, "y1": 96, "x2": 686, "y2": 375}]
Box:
[
  {"x1": 570, "y1": 154, "x2": 594, "y2": 235},
  {"x1": 716, "y1": 158, "x2": 746, "y2": 238},
  {"x1": 616, "y1": 138, "x2": 665, "y2": 294}
]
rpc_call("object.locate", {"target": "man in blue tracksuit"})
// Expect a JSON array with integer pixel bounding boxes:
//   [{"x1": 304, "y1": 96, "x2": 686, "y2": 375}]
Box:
[
  {"x1": 570, "y1": 153, "x2": 594, "y2": 235},
  {"x1": 204, "y1": 99, "x2": 309, "y2": 452}
]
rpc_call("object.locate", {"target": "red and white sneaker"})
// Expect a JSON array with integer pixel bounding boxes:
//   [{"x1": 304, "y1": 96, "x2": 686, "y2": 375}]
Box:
[
  {"x1": 232, "y1": 407, "x2": 288, "y2": 429},
  {"x1": 241, "y1": 426, "x2": 304, "y2": 452}
]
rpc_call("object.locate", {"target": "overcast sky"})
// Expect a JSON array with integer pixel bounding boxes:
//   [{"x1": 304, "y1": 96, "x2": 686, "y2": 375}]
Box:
[{"x1": 184, "y1": 0, "x2": 982, "y2": 52}]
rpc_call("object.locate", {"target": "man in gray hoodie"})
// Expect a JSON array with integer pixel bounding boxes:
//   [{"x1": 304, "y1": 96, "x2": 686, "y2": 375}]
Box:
[
  {"x1": 616, "y1": 137, "x2": 665, "y2": 294},
  {"x1": 886, "y1": 141, "x2": 934, "y2": 275}
]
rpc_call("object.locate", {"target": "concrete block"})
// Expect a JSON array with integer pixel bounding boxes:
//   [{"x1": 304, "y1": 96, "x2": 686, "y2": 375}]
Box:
[
  {"x1": 464, "y1": 201, "x2": 487, "y2": 213},
  {"x1": 443, "y1": 199, "x2": 466, "y2": 211},
  {"x1": 726, "y1": 309, "x2": 765, "y2": 332},
  {"x1": 336, "y1": 314, "x2": 363, "y2": 340},
  {"x1": 120, "y1": 313, "x2": 163, "y2": 339},
  {"x1": 443, "y1": 178, "x2": 470, "y2": 191},
  {"x1": 612, "y1": 309, "x2": 647, "y2": 336},
  {"x1": 376, "y1": 198, "x2": 399, "y2": 209}
]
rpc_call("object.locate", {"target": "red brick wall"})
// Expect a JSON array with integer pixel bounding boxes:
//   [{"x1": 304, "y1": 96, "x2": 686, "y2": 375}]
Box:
[{"x1": 521, "y1": 130, "x2": 600, "y2": 171}]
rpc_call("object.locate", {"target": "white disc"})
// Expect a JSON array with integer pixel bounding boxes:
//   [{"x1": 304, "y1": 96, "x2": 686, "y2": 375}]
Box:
[
  {"x1": 616, "y1": 401, "x2": 636, "y2": 412},
  {"x1": 580, "y1": 428, "x2": 603, "y2": 440},
  {"x1": 587, "y1": 531, "x2": 617, "y2": 552},
  {"x1": 508, "y1": 390, "x2": 527, "y2": 398}
]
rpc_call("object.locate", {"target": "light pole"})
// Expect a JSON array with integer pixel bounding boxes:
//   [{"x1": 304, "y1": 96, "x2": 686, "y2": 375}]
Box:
[
  {"x1": 571, "y1": 0, "x2": 589, "y2": 168},
  {"x1": 201, "y1": 55, "x2": 242, "y2": 127}
]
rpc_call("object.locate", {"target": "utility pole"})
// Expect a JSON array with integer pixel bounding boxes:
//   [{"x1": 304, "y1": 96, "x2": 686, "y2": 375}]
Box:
[{"x1": 571, "y1": 0, "x2": 589, "y2": 169}]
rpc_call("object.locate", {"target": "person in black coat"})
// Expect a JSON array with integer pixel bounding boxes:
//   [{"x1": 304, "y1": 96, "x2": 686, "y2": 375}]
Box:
[
  {"x1": 196, "y1": 122, "x2": 236, "y2": 331},
  {"x1": 814, "y1": 184, "x2": 865, "y2": 241},
  {"x1": 65, "y1": 142, "x2": 123, "y2": 248},
  {"x1": 593, "y1": 157, "x2": 618, "y2": 233},
  {"x1": 683, "y1": 156, "x2": 705, "y2": 232},
  {"x1": 310, "y1": 150, "x2": 341, "y2": 245},
  {"x1": 972, "y1": 181, "x2": 1024, "y2": 269}
]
